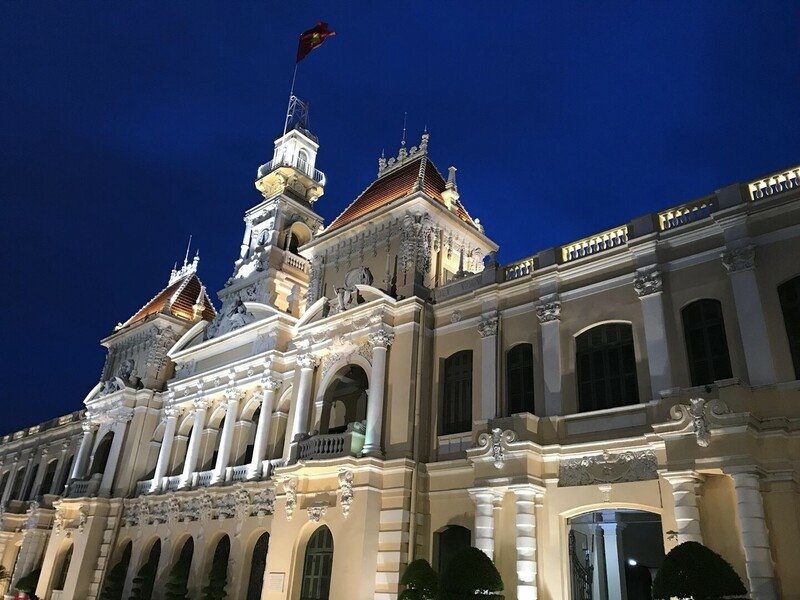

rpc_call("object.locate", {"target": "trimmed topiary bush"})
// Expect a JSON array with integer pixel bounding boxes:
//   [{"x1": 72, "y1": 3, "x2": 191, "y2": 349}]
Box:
[
  {"x1": 399, "y1": 559, "x2": 439, "y2": 600},
  {"x1": 439, "y1": 547, "x2": 503, "y2": 600},
  {"x1": 652, "y1": 541, "x2": 747, "y2": 599},
  {"x1": 15, "y1": 568, "x2": 41, "y2": 597}
]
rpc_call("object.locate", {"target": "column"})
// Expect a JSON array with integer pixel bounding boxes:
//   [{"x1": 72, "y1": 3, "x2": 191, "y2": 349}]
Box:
[
  {"x1": 593, "y1": 526, "x2": 609, "y2": 600},
  {"x1": 663, "y1": 471, "x2": 704, "y2": 544},
  {"x1": 512, "y1": 485, "x2": 542, "y2": 600},
  {"x1": 50, "y1": 441, "x2": 71, "y2": 495},
  {"x1": 729, "y1": 471, "x2": 777, "y2": 600},
  {"x1": 180, "y1": 398, "x2": 209, "y2": 488},
  {"x1": 71, "y1": 420, "x2": 97, "y2": 480},
  {"x1": 599, "y1": 522, "x2": 627, "y2": 600},
  {"x1": 289, "y1": 354, "x2": 317, "y2": 445},
  {"x1": 99, "y1": 415, "x2": 131, "y2": 496},
  {"x1": 363, "y1": 329, "x2": 395, "y2": 456},
  {"x1": 29, "y1": 449, "x2": 49, "y2": 500},
  {"x1": 634, "y1": 266, "x2": 674, "y2": 398},
  {"x1": 1, "y1": 456, "x2": 20, "y2": 504},
  {"x1": 15, "y1": 456, "x2": 34, "y2": 502},
  {"x1": 248, "y1": 376, "x2": 281, "y2": 479},
  {"x1": 150, "y1": 407, "x2": 181, "y2": 493},
  {"x1": 212, "y1": 389, "x2": 241, "y2": 484},
  {"x1": 469, "y1": 488, "x2": 499, "y2": 561},
  {"x1": 721, "y1": 247, "x2": 776, "y2": 386},
  {"x1": 478, "y1": 316, "x2": 499, "y2": 421},
  {"x1": 537, "y1": 296, "x2": 562, "y2": 416}
]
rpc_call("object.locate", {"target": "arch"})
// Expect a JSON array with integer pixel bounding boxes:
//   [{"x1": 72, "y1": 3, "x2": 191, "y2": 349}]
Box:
[
  {"x1": 53, "y1": 541, "x2": 74, "y2": 592},
  {"x1": 100, "y1": 541, "x2": 132, "y2": 600},
  {"x1": 130, "y1": 538, "x2": 161, "y2": 599},
  {"x1": 287, "y1": 220, "x2": 313, "y2": 254},
  {"x1": 207, "y1": 405, "x2": 228, "y2": 429},
  {"x1": 89, "y1": 432, "x2": 115, "y2": 476},
  {"x1": 681, "y1": 298, "x2": 733, "y2": 386},
  {"x1": 576, "y1": 323, "x2": 639, "y2": 412},
  {"x1": 204, "y1": 534, "x2": 230, "y2": 598},
  {"x1": 9, "y1": 466, "x2": 26, "y2": 500},
  {"x1": 440, "y1": 350, "x2": 473, "y2": 435},
  {"x1": 299, "y1": 525, "x2": 334, "y2": 600},
  {"x1": 778, "y1": 274, "x2": 800, "y2": 379},
  {"x1": 165, "y1": 537, "x2": 193, "y2": 599},
  {"x1": 0, "y1": 471, "x2": 8, "y2": 499},
  {"x1": 275, "y1": 384, "x2": 294, "y2": 413},
  {"x1": 56, "y1": 455, "x2": 74, "y2": 494},
  {"x1": 318, "y1": 364, "x2": 369, "y2": 434},
  {"x1": 434, "y1": 525, "x2": 471, "y2": 572},
  {"x1": 40, "y1": 458, "x2": 58, "y2": 496},
  {"x1": 21, "y1": 463, "x2": 38, "y2": 500},
  {"x1": 506, "y1": 343, "x2": 535, "y2": 416},
  {"x1": 177, "y1": 412, "x2": 196, "y2": 436},
  {"x1": 246, "y1": 532, "x2": 270, "y2": 600}
]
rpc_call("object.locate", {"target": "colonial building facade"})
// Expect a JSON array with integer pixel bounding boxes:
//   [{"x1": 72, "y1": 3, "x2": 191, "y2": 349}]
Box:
[{"x1": 1, "y1": 111, "x2": 799, "y2": 600}]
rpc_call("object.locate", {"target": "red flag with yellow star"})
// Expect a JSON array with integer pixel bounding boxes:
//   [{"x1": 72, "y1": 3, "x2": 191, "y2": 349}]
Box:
[{"x1": 296, "y1": 22, "x2": 336, "y2": 63}]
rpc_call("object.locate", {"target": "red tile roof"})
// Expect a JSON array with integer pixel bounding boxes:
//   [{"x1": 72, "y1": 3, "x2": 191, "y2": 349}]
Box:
[
  {"x1": 121, "y1": 272, "x2": 216, "y2": 329},
  {"x1": 326, "y1": 155, "x2": 476, "y2": 232}
]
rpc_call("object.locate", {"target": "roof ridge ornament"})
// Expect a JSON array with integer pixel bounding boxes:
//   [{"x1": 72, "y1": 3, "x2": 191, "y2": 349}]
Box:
[{"x1": 377, "y1": 130, "x2": 430, "y2": 177}]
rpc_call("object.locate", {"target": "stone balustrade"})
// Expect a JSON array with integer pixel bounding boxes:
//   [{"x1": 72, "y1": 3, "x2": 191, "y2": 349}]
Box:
[
  {"x1": 748, "y1": 166, "x2": 800, "y2": 201},
  {"x1": 295, "y1": 423, "x2": 366, "y2": 461},
  {"x1": 658, "y1": 196, "x2": 717, "y2": 230},
  {"x1": 135, "y1": 479, "x2": 152, "y2": 496},
  {"x1": 561, "y1": 226, "x2": 628, "y2": 263},
  {"x1": 282, "y1": 250, "x2": 310, "y2": 274},
  {"x1": 229, "y1": 465, "x2": 249, "y2": 482},
  {"x1": 504, "y1": 257, "x2": 534, "y2": 281},
  {"x1": 67, "y1": 477, "x2": 99, "y2": 498},
  {"x1": 195, "y1": 469, "x2": 214, "y2": 487}
]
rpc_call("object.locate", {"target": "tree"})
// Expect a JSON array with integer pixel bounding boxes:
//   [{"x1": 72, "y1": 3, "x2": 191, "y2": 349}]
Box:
[
  {"x1": 201, "y1": 537, "x2": 230, "y2": 600},
  {"x1": 163, "y1": 547, "x2": 193, "y2": 600},
  {"x1": 652, "y1": 541, "x2": 748, "y2": 600},
  {"x1": 439, "y1": 547, "x2": 503, "y2": 600},
  {"x1": 98, "y1": 559, "x2": 127, "y2": 600},
  {"x1": 399, "y1": 559, "x2": 439, "y2": 600},
  {"x1": 129, "y1": 561, "x2": 158, "y2": 600},
  {"x1": 14, "y1": 568, "x2": 41, "y2": 598}
]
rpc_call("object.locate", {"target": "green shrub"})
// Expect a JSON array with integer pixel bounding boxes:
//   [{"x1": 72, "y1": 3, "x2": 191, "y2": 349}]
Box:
[
  {"x1": 439, "y1": 547, "x2": 503, "y2": 600},
  {"x1": 399, "y1": 559, "x2": 439, "y2": 600},
  {"x1": 652, "y1": 541, "x2": 747, "y2": 600},
  {"x1": 15, "y1": 568, "x2": 41, "y2": 594}
]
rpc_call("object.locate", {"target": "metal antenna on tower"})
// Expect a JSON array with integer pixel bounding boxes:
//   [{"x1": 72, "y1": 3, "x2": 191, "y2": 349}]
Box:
[
  {"x1": 401, "y1": 112, "x2": 408, "y2": 147},
  {"x1": 183, "y1": 235, "x2": 193, "y2": 267}
]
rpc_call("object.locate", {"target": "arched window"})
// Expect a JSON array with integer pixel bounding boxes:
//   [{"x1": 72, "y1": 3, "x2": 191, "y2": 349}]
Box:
[
  {"x1": 90, "y1": 433, "x2": 114, "y2": 476},
  {"x1": 57, "y1": 455, "x2": 74, "y2": 494},
  {"x1": 54, "y1": 543, "x2": 73, "y2": 591},
  {"x1": 682, "y1": 299, "x2": 733, "y2": 386},
  {"x1": 246, "y1": 533, "x2": 270, "y2": 600},
  {"x1": 576, "y1": 323, "x2": 639, "y2": 412},
  {"x1": 242, "y1": 407, "x2": 260, "y2": 465},
  {"x1": 435, "y1": 525, "x2": 471, "y2": 572},
  {"x1": 40, "y1": 459, "x2": 58, "y2": 497},
  {"x1": 297, "y1": 150, "x2": 309, "y2": 173},
  {"x1": 10, "y1": 467, "x2": 26, "y2": 500},
  {"x1": 131, "y1": 539, "x2": 161, "y2": 599},
  {"x1": 165, "y1": 538, "x2": 193, "y2": 598},
  {"x1": 506, "y1": 344, "x2": 535, "y2": 415},
  {"x1": 778, "y1": 276, "x2": 800, "y2": 379},
  {"x1": 440, "y1": 351, "x2": 473, "y2": 435},
  {"x1": 203, "y1": 536, "x2": 230, "y2": 597},
  {"x1": 0, "y1": 472, "x2": 8, "y2": 499},
  {"x1": 321, "y1": 365, "x2": 369, "y2": 434},
  {"x1": 300, "y1": 526, "x2": 334, "y2": 600},
  {"x1": 100, "y1": 542, "x2": 132, "y2": 600},
  {"x1": 21, "y1": 463, "x2": 38, "y2": 500}
]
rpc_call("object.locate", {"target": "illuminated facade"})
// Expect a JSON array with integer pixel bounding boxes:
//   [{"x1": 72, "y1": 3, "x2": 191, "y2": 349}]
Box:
[{"x1": 1, "y1": 112, "x2": 799, "y2": 600}]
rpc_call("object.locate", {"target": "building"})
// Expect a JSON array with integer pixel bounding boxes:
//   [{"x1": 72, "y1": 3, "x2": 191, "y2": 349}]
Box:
[{"x1": 1, "y1": 103, "x2": 799, "y2": 600}]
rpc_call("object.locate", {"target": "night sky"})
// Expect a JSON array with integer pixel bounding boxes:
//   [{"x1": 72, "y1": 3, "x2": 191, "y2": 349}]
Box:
[{"x1": 2, "y1": 2, "x2": 799, "y2": 435}]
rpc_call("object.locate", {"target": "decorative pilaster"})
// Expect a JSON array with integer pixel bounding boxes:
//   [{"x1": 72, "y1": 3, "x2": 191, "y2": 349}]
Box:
[
  {"x1": 51, "y1": 441, "x2": 72, "y2": 495},
  {"x1": 212, "y1": 389, "x2": 242, "y2": 484},
  {"x1": 71, "y1": 420, "x2": 98, "y2": 480},
  {"x1": 634, "y1": 266, "x2": 674, "y2": 398},
  {"x1": 248, "y1": 376, "x2": 281, "y2": 479},
  {"x1": 599, "y1": 521, "x2": 628, "y2": 600},
  {"x1": 536, "y1": 295, "x2": 562, "y2": 416},
  {"x1": 363, "y1": 329, "x2": 394, "y2": 456},
  {"x1": 721, "y1": 246, "x2": 776, "y2": 386},
  {"x1": 729, "y1": 471, "x2": 777, "y2": 600},
  {"x1": 511, "y1": 485, "x2": 544, "y2": 600},
  {"x1": 478, "y1": 314, "x2": 499, "y2": 420},
  {"x1": 662, "y1": 471, "x2": 704, "y2": 544},
  {"x1": 180, "y1": 398, "x2": 210, "y2": 488},
  {"x1": 289, "y1": 354, "x2": 318, "y2": 450},
  {"x1": 150, "y1": 407, "x2": 182, "y2": 493},
  {"x1": 469, "y1": 488, "x2": 502, "y2": 561},
  {"x1": 100, "y1": 409, "x2": 133, "y2": 496}
]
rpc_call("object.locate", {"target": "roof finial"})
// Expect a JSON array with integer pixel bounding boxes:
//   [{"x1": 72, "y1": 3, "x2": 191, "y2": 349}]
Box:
[
  {"x1": 378, "y1": 148, "x2": 387, "y2": 175},
  {"x1": 183, "y1": 235, "x2": 193, "y2": 268},
  {"x1": 401, "y1": 112, "x2": 407, "y2": 147},
  {"x1": 420, "y1": 129, "x2": 429, "y2": 154},
  {"x1": 446, "y1": 166, "x2": 457, "y2": 190}
]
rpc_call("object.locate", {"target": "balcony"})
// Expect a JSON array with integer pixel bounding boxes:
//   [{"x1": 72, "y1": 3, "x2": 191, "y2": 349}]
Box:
[
  {"x1": 748, "y1": 166, "x2": 800, "y2": 201},
  {"x1": 257, "y1": 154, "x2": 326, "y2": 186},
  {"x1": 292, "y1": 422, "x2": 366, "y2": 462},
  {"x1": 67, "y1": 475, "x2": 101, "y2": 498},
  {"x1": 562, "y1": 226, "x2": 628, "y2": 263}
]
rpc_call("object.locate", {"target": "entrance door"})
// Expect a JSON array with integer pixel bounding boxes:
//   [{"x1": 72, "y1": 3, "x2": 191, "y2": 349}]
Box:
[{"x1": 300, "y1": 526, "x2": 334, "y2": 600}]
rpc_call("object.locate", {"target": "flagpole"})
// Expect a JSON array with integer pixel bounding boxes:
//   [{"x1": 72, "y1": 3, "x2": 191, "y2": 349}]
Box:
[{"x1": 282, "y1": 63, "x2": 299, "y2": 138}]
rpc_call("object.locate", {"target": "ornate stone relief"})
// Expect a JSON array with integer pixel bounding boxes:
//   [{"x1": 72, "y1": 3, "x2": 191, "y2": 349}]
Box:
[
  {"x1": 536, "y1": 299, "x2": 561, "y2": 324},
  {"x1": 721, "y1": 246, "x2": 755, "y2": 273},
  {"x1": 338, "y1": 469, "x2": 354, "y2": 518},
  {"x1": 205, "y1": 295, "x2": 256, "y2": 340},
  {"x1": 281, "y1": 476, "x2": 298, "y2": 521},
  {"x1": 451, "y1": 310, "x2": 462, "y2": 323},
  {"x1": 474, "y1": 428, "x2": 517, "y2": 469},
  {"x1": 633, "y1": 266, "x2": 663, "y2": 297},
  {"x1": 368, "y1": 328, "x2": 395, "y2": 349},
  {"x1": 320, "y1": 344, "x2": 371, "y2": 379},
  {"x1": 307, "y1": 501, "x2": 328, "y2": 523},
  {"x1": 251, "y1": 488, "x2": 276, "y2": 518},
  {"x1": 330, "y1": 266, "x2": 374, "y2": 314},
  {"x1": 669, "y1": 397, "x2": 730, "y2": 447},
  {"x1": 558, "y1": 450, "x2": 658, "y2": 487},
  {"x1": 478, "y1": 315, "x2": 499, "y2": 338}
]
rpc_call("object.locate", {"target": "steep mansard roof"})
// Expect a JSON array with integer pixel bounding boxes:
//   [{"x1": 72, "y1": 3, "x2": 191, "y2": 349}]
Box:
[
  {"x1": 120, "y1": 272, "x2": 216, "y2": 330},
  {"x1": 325, "y1": 154, "x2": 477, "y2": 232}
]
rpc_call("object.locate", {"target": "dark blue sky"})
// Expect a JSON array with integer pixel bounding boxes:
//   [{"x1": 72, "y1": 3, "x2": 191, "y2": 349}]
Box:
[{"x1": 2, "y1": 2, "x2": 799, "y2": 434}]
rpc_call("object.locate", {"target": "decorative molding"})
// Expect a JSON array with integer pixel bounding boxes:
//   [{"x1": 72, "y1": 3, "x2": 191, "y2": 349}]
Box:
[
  {"x1": 320, "y1": 344, "x2": 371, "y2": 379},
  {"x1": 368, "y1": 328, "x2": 395, "y2": 349},
  {"x1": 477, "y1": 315, "x2": 499, "y2": 338},
  {"x1": 473, "y1": 428, "x2": 517, "y2": 469},
  {"x1": 262, "y1": 375, "x2": 282, "y2": 393},
  {"x1": 338, "y1": 469, "x2": 354, "y2": 518},
  {"x1": 307, "y1": 501, "x2": 328, "y2": 523},
  {"x1": 558, "y1": 450, "x2": 658, "y2": 487},
  {"x1": 536, "y1": 299, "x2": 561, "y2": 324},
  {"x1": 451, "y1": 310, "x2": 462, "y2": 323},
  {"x1": 633, "y1": 266, "x2": 663, "y2": 297},
  {"x1": 281, "y1": 476, "x2": 298, "y2": 521},
  {"x1": 721, "y1": 246, "x2": 755, "y2": 273},
  {"x1": 669, "y1": 397, "x2": 731, "y2": 447},
  {"x1": 297, "y1": 353, "x2": 318, "y2": 370}
]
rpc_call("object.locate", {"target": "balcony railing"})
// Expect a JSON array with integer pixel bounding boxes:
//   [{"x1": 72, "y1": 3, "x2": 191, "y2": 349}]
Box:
[
  {"x1": 282, "y1": 250, "x2": 310, "y2": 274},
  {"x1": 295, "y1": 422, "x2": 366, "y2": 461},
  {"x1": 257, "y1": 155, "x2": 326, "y2": 186},
  {"x1": 748, "y1": 166, "x2": 800, "y2": 201},
  {"x1": 67, "y1": 476, "x2": 100, "y2": 498},
  {"x1": 561, "y1": 226, "x2": 628, "y2": 263},
  {"x1": 135, "y1": 479, "x2": 152, "y2": 496},
  {"x1": 504, "y1": 257, "x2": 534, "y2": 281},
  {"x1": 658, "y1": 197, "x2": 717, "y2": 231},
  {"x1": 228, "y1": 465, "x2": 250, "y2": 482},
  {"x1": 196, "y1": 469, "x2": 214, "y2": 487}
]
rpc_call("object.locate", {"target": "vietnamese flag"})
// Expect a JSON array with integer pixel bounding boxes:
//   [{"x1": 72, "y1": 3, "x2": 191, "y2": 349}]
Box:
[{"x1": 296, "y1": 22, "x2": 336, "y2": 63}]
